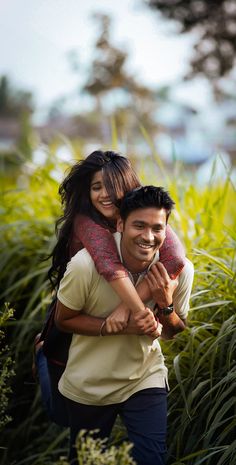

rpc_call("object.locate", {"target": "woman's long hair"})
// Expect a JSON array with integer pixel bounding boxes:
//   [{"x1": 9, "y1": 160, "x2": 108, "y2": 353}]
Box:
[{"x1": 48, "y1": 150, "x2": 141, "y2": 289}]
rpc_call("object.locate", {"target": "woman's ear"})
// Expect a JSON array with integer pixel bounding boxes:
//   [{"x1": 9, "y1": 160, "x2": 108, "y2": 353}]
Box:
[{"x1": 116, "y1": 216, "x2": 124, "y2": 233}]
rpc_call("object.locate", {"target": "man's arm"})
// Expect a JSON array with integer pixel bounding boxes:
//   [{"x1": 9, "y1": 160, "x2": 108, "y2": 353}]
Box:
[
  {"x1": 55, "y1": 300, "x2": 162, "y2": 337},
  {"x1": 145, "y1": 261, "x2": 193, "y2": 339}
]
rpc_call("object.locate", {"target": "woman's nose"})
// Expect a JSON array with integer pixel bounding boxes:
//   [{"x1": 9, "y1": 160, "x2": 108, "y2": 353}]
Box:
[{"x1": 100, "y1": 186, "x2": 109, "y2": 198}]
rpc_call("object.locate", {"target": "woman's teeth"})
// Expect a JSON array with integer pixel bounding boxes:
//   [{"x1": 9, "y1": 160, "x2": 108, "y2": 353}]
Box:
[{"x1": 101, "y1": 201, "x2": 113, "y2": 206}]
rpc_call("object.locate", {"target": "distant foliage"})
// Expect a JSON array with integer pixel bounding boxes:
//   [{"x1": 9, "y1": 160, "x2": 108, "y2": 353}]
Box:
[{"x1": 146, "y1": 0, "x2": 236, "y2": 80}]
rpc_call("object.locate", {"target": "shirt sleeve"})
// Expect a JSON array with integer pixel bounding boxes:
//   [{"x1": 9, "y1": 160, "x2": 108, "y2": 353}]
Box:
[
  {"x1": 71, "y1": 214, "x2": 128, "y2": 282},
  {"x1": 172, "y1": 258, "x2": 194, "y2": 321},
  {"x1": 57, "y1": 251, "x2": 94, "y2": 310},
  {"x1": 159, "y1": 224, "x2": 186, "y2": 279}
]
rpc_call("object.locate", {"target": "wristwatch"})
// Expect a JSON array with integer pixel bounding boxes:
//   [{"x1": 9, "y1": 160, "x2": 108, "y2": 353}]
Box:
[{"x1": 155, "y1": 304, "x2": 174, "y2": 316}]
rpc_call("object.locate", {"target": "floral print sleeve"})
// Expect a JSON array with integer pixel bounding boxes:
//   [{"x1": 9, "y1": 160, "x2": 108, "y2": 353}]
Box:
[
  {"x1": 159, "y1": 224, "x2": 186, "y2": 279},
  {"x1": 70, "y1": 214, "x2": 128, "y2": 282}
]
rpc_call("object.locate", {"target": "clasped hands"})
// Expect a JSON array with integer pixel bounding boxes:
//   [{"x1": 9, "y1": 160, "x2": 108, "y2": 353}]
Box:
[
  {"x1": 106, "y1": 304, "x2": 162, "y2": 339},
  {"x1": 105, "y1": 262, "x2": 178, "y2": 338}
]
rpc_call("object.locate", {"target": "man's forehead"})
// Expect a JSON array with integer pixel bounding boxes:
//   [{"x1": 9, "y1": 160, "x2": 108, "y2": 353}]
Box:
[{"x1": 126, "y1": 207, "x2": 167, "y2": 223}]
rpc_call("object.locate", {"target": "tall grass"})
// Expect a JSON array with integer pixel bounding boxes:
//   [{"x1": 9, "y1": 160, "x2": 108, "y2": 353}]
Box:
[
  {"x1": 0, "y1": 146, "x2": 236, "y2": 464},
  {"x1": 163, "y1": 171, "x2": 236, "y2": 465}
]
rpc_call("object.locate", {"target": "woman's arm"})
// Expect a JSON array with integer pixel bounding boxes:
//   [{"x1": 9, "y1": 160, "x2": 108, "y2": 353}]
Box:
[
  {"x1": 159, "y1": 224, "x2": 185, "y2": 279},
  {"x1": 106, "y1": 278, "x2": 151, "y2": 332},
  {"x1": 72, "y1": 215, "x2": 146, "y2": 331},
  {"x1": 72, "y1": 215, "x2": 186, "y2": 333},
  {"x1": 106, "y1": 224, "x2": 187, "y2": 333}
]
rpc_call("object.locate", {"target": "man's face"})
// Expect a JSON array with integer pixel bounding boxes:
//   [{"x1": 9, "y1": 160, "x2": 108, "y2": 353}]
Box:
[{"x1": 117, "y1": 207, "x2": 167, "y2": 272}]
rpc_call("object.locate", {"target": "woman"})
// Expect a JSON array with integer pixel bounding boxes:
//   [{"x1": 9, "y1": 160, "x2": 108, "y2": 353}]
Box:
[{"x1": 35, "y1": 149, "x2": 185, "y2": 425}]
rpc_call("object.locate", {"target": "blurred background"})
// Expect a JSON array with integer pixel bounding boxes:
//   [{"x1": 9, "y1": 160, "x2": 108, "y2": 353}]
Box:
[{"x1": 0, "y1": 0, "x2": 235, "y2": 182}]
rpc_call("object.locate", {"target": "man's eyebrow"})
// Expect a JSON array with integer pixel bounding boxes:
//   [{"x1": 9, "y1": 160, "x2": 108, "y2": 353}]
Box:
[
  {"x1": 132, "y1": 220, "x2": 165, "y2": 228},
  {"x1": 132, "y1": 220, "x2": 146, "y2": 225}
]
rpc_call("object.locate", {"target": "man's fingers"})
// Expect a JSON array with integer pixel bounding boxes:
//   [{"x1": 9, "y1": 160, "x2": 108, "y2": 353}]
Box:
[
  {"x1": 146, "y1": 269, "x2": 164, "y2": 290},
  {"x1": 145, "y1": 273, "x2": 157, "y2": 289},
  {"x1": 150, "y1": 262, "x2": 178, "y2": 287},
  {"x1": 154, "y1": 262, "x2": 170, "y2": 280}
]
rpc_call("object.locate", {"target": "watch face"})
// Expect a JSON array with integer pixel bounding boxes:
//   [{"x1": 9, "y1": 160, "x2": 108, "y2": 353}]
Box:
[{"x1": 162, "y1": 305, "x2": 174, "y2": 316}]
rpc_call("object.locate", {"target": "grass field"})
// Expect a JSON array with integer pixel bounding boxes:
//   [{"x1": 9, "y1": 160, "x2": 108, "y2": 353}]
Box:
[{"x1": 0, "y1": 149, "x2": 235, "y2": 464}]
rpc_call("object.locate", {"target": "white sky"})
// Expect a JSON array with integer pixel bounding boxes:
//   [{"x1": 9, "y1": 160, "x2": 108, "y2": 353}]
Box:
[{"x1": 0, "y1": 0, "x2": 210, "y2": 117}]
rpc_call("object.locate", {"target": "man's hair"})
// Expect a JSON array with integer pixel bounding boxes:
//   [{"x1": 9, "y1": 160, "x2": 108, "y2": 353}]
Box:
[{"x1": 119, "y1": 186, "x2": 175, "y2": 222}]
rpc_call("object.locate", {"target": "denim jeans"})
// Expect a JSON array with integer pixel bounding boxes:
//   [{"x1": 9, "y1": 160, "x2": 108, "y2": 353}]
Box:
[
  {"x1": 66, "y1": 387, "x2": 167, "y2": 465},
  {"x1": 35, "y1": 348, "x2": 68, "y2": 427}
]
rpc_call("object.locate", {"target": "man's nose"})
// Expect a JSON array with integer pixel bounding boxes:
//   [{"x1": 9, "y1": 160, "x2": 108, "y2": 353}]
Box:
[{"x1": 142, "y1": 229, "x2": 154, "y2": 242}]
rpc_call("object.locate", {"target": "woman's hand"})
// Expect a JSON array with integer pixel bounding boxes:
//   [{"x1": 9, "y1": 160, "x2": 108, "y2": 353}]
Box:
[
  {"x1": 127, "y1": 307, "x2": 162, "y2": 339},
  {"x1": 106, "y1": 305, "x2": 162, "y2": 339},
  {"x1": 106, "y1": 304, "x2": 130, "y2": 333}
]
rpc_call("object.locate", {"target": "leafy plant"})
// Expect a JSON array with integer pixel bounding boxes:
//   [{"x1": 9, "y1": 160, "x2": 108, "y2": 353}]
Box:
[{"x1": 0, "y1": 303, "x2": 15, "y2": 432}]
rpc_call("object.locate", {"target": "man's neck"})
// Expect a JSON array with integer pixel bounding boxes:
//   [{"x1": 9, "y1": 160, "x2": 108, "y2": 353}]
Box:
[
  {"x1": 122, "y1": 259, "x2": 150, "y2": 275},
  {"x1": 120, "y1": 260, "x2": 149, "y2": 285}
]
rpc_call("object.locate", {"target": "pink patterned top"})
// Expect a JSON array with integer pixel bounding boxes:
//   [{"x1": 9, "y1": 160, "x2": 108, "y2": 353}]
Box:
[{"x1": 69, "y1": 214, "x2": 185, "y2": 280}]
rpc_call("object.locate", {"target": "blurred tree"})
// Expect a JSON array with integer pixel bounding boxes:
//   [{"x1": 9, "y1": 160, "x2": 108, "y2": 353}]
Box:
[
  {"x1": 17, "y1": 112, "x2": 35, "y2": 161},
  {"x1": 145, "y1": 0, "x2": 236, "y2": 81},
  {"x1": 0, "y1": 76, "x2": 35, "y2": 174},
  {"x1": 0, "y1": 75, "x2": 34, "y2": 117},
  {"x1": 84, "y1": 14, "x2": 151, "y2": 97},
  {"x1": 81, "y1": 13, "x2": 158, "y2": 138}
]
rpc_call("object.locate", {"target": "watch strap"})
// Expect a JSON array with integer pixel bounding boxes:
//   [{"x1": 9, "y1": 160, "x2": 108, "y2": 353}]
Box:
[{"x1": 154, "y1": 303, "x2": 174, "y2": 316}]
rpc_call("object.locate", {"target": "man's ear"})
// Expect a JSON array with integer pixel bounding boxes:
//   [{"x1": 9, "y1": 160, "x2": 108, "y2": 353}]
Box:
[{"x1": 116, "y1": 216, "x2": 124, "y2": 233}]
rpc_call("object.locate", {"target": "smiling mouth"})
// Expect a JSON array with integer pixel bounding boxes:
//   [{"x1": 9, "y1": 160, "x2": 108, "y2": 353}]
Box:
[
  {"x1": 137, "y1": 242, "x2": 155, "y2": 250},
  {"x1": 100, "y1": 201, "x2": 114, "y2": 207}
]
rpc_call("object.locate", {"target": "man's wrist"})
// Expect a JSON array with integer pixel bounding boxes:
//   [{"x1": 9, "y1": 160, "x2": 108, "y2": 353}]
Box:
[{"x1": 154, "y1": 303, "x2": 174, "y2": 317}]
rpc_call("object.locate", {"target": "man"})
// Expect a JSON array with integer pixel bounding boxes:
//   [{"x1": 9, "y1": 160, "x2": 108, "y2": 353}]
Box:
[{"x1": 55, "y1": 186, "x2": 194, "y2": 465}]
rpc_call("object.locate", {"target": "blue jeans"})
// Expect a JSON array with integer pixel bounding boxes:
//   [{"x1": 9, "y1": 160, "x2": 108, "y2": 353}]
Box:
[
  {"x1": 66, "y1": 387, "x2": 167, "y2": 465},
  {"x1": 35, "y1": 348, "x2": 68, "y2": 426}
]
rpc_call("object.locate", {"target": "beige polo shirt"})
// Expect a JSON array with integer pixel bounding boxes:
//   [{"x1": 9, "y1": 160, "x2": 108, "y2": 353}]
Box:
[{"x1": 58, "y1": 233, "x2": 194, "y2": 405}]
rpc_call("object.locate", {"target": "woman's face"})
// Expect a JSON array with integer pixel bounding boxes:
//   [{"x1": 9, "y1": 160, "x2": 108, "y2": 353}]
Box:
[{"x1": 90, "y1": 170, "x2": 119, "y2": 220}]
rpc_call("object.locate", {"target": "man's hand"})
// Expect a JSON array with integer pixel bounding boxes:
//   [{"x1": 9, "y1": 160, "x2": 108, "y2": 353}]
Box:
[
  {"x1": 106, "y1": 304, "x2": 130, "y2": 333},
  {"x1": 145, "y1": 262, "x2": 178, "y2": 308},
  {"x1": 127, "y1": 307, "x2": 162, "y2": 338}
]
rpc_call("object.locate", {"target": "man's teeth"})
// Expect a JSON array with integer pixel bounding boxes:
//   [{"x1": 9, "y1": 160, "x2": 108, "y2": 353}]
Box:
[{"x1": 138, "y1": 243, "x2": 154, "y2": 249}]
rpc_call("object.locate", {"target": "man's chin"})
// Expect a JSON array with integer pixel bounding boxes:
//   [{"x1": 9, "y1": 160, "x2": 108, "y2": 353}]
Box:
[{"x1": 136, "y1": 251, "x2": 153, "y2": 263}]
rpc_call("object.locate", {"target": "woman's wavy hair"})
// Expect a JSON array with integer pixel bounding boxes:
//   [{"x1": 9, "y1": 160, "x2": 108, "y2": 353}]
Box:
[{"x1": 48, "y1": 150, "x2": 141, "y2": 288}]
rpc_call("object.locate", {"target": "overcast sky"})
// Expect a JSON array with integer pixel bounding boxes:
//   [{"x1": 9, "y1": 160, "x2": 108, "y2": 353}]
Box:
[{"x1": 0, "y1": 0, "x2": 210, "y2": 118}]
